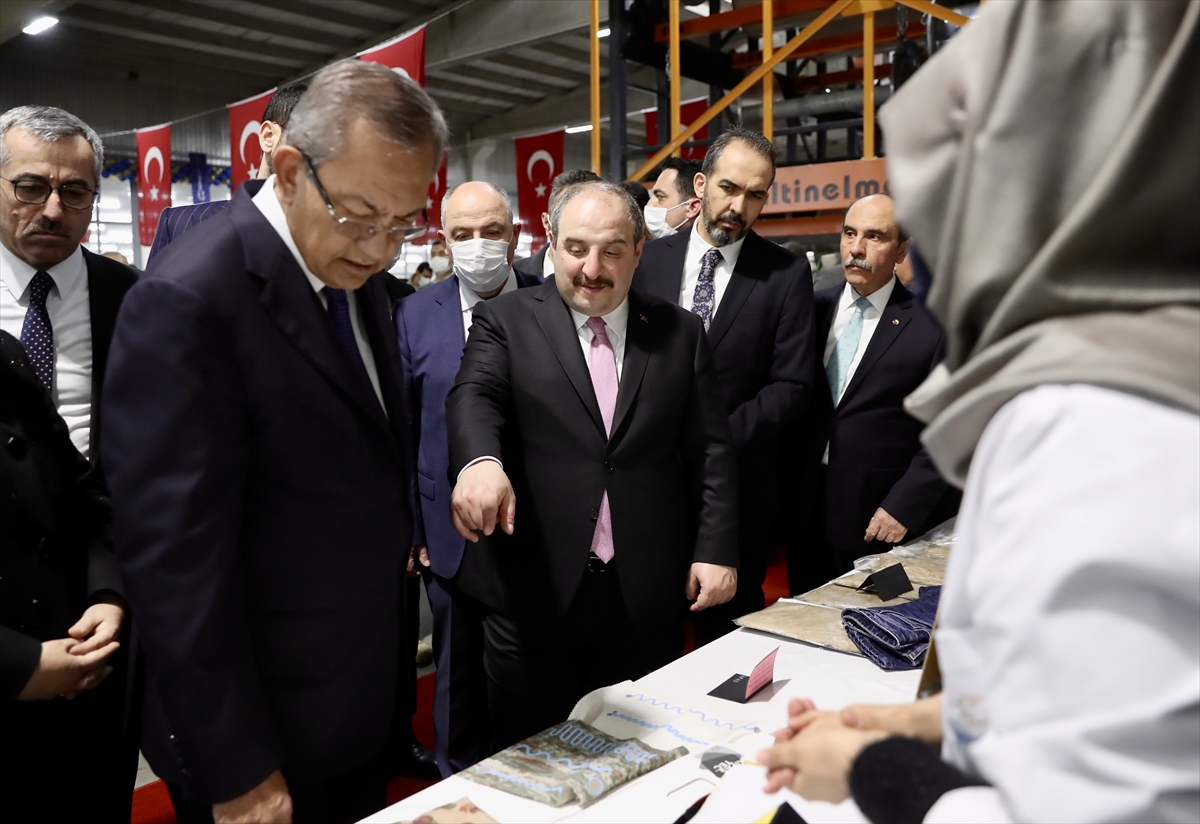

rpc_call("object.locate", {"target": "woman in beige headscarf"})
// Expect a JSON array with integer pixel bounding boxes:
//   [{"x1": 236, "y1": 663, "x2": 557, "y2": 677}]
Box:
[{"x1": 757, "y1": 1, "x2": 1199, "y2": 822}]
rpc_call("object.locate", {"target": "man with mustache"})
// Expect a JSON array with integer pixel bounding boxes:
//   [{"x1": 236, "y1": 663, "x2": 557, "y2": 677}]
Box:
[
  {"x1": 786, "y1": 194, "x2": 958, "y2": 594},
  {"x1": 447, "y1": 180, "x2": 738, "y2": 749},
  {"x1": 633, "y1": 127, "x2": 815, "y2": 644}
]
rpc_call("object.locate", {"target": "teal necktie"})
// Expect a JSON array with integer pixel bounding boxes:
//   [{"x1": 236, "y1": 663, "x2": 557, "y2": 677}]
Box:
[{"x1": 826, "y1": 296, "x2": 872, "y2": 401}]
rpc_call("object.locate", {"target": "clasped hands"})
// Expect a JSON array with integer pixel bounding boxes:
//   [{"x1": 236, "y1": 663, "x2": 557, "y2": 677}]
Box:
[
  {"x1": 757, "y1": 695, "x2": 943, "y2": 803},
  {"x1": 449, "y1": 460, "x2": 737, "y2": 611},
  {"x1": 17, "y1": 599, "x2": 123, "y2": 701}
]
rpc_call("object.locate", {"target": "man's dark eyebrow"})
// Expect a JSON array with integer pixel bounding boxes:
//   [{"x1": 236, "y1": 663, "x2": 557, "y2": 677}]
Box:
[{"x1": 562, "y1": 235, "x2": 630, "y2": 246}]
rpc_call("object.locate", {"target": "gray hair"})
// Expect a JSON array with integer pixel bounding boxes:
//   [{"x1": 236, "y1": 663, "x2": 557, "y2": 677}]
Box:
[
  {"x1": 284, "y1": 59, "x2": 449, "y2": 171},
  {"x1": 549, "y1": 180, "x2": 646, "y2": 245},
  {"x1": 441, "y1": 181, "x2": 514, "y2": 226},
  {"x1": 0, "y1": 105, "x2": 104, "y2": 184}
]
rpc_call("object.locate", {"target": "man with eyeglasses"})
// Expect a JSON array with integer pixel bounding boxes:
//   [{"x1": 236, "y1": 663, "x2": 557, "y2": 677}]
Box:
[
  {"x1": 103, "y1": 60, "x2": 448, "y2": 824},
  {"x1": 0, "y1": 105, "x2": 138, "y2": 821}
]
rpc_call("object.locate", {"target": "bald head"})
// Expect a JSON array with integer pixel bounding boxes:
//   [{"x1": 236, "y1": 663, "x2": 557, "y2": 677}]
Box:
[
  {"x1": 840, "y1": 194, "x2": 908, "y2": 296},
  {"x1": 441, "y1": 181, "x2": 516, "y2": 245}
]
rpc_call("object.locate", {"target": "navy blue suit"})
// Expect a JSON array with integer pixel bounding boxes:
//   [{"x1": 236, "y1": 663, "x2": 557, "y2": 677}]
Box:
[
  {"x1": 396, "y1": 271, "x2": 539, "y2": 775},
  {"x1": 146, "y1": 200, "x2": 232, "y2": 268},
  {"x1": 786, "y1": 281, "x2": 959, "y2": 594},
  {"x1": 102, "y1": 181, "x2": 414, "y2": 810},
  {"x1": 634, "y1": 229, "x2": 815, "y2": 640}
]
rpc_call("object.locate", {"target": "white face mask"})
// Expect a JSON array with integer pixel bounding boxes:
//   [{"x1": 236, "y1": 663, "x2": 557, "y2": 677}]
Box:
[
  {"x1": 644, "y1": 200, "x2": 694, "y2": 239},
  {"x1": 451, "y1": 237, "x2": 512, "y2": 293},
  {"x1": 430, "y1": 254, "x2": 451, "y2": 275}
]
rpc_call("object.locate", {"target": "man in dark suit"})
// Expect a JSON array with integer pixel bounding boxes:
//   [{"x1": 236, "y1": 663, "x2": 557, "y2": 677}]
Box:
[
  {"x1": 644, "y1": 157, "x2": 701, "y2": 238},
  {"x1": 102, "y1": 61, "x2": 447, "y2": 823},
  {"x1": 0, "y1": 105, "x2": 137, "y2": 821},
  {"x1": 633, "y1": 127, "x2": 815, "y2": 643},
  {"x1": 398, "y1": 180, "x2": 541, "y2": 776},
  {"x1": 787, "y1": 195, "x2": 957, "y2": 594},
  {"x1": 146, "y1": 84, "x2": 307, "y2": 268},
  {"x1": 448, "y1": 180, "x2": 739, "y2": 749},
  {"x1": 512, "y1": 168, "x2": 600, "y2": 281}
]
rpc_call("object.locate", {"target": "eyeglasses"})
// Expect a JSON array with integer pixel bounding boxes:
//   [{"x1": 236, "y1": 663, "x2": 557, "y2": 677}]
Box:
[
  {"x1": 2, "y1": 177, "x2": 98, "y2": 210},
  {"x1": 301, "y1": 153, "x2": 428, "y2": 244}
]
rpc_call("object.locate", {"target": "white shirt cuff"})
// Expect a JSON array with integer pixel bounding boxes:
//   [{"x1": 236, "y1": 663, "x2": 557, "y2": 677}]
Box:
[{"x1": 456, "y1": 456, "x2": 502, "y2": 484}]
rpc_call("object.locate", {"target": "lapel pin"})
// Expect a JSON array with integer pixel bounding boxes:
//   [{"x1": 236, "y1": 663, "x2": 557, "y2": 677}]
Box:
[
  {"x1": 639, "y1": 313, "x2": 649, "y2": 323},
  {"x1": 892, "y1": 318, "x2": 900, "y2": 325}
]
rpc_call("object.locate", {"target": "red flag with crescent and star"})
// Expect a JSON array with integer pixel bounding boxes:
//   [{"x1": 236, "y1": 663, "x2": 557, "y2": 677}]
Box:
[
  {"x1": 136, "y1": 124, "x2": 171, "y2": 247},
  {"x1": 645, "y1": 98, "x2": 710, "y2": 160},
  {"x1": 358, "y1": 26, "x2": 425, "y2": 84},
  {"x1": 514, "y1": 129, "x2": 564, "y2": 253},
  {"x1": 227, "y1": 89, "x2": 272, "y2": 193}
]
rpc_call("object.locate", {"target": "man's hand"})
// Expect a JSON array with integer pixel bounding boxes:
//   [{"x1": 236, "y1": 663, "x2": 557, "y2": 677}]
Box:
[
  {"x1": 213, "y1": 770, "x2": 292, "y2": 824},
  {"x1": 685, "y1": 563, "x2": 737, "y2": 612},
  {"x1": 67, "y1": 602, "x2": 124, "y2": 655},
  {"x1": 758, "y1": 715, "x2": 888, "y2": 802},
  {"x1": 450, "y1": 460, "x2": 515, "y2": 542},
  {"x1": 17, "y1": 637, "x2": 120, "y2": 701},
  {"x1": 864, "y1": 507, "x2": 908, "y2": 544},
  {"x1": 406, "y1": 544, "x2": 430, "y2": 578}
]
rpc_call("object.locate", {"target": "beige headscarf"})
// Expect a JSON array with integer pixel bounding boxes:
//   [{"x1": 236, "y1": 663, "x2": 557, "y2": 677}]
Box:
[{"x1": 879, "y1": 0, "x2": 1200, "y2": 488}]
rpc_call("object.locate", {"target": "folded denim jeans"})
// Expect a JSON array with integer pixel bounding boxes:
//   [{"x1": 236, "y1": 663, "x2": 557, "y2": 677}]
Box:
[{"x1": 841, "y1": 586, "x2": 941, "y2": 671}]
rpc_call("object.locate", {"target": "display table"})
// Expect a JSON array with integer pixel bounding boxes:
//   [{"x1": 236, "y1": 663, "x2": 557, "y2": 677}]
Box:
[{"x1": 362, "y1": 627, "x2": 921, "y2": 823}]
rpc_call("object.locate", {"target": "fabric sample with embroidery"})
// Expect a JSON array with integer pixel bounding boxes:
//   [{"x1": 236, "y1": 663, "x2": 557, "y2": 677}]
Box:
[{"x1": 462, "y1": 719, "x2": 687, "y2": 807}]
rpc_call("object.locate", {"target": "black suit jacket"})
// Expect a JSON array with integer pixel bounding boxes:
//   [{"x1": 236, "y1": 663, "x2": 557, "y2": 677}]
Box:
[
  {"x1": 800, "y1": 282, "x2": 957, "y2": 557},
  {"x1": 633, "y1": 229, "x2": 815, "y2": 536},
  {"x1": 82, "y1": 248, "x2": 137, "y2": 470},
  {"x1": 511, "y1": 245, "x2": 547, "y2": 281},
  {"x1": 446, "y1": 280, "x2": 738, "y2": 632},
  {"x1": 102, "y1": 181, "x2": 415, "y2": 803}
]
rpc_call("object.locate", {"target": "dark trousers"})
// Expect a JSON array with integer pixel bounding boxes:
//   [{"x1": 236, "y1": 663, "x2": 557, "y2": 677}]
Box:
[
  {"x1": 166, "y1": 756, "x2": 386, "y2": 824},
  {"x1": 384, "y1": 576, "x2": 421, "y2": 761},
  {"x1": 483, "y1": 558, "x2": 681, "y2": 752},
  {"x1": 3, "y1": 664, "x2": 135, "y2": 824},
  {"x1": 692, "y1": 505, "x2": 771, "y2": 647},
  {"x1": 425, "y1": 569, "x2": 490, "y2": 776},
  {"x1": 785, "y1": 464, "x2": 840, "y2": 596}
]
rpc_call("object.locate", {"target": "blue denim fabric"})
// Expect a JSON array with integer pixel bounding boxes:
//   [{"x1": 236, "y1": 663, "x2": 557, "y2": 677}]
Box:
[{"x1": 841, "y1": 586, "x2": 942, "y2": 671}]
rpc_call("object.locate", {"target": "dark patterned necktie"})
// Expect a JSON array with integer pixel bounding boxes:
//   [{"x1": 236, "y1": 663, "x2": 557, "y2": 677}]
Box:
[
  {"x1": 20, "y1": 270, "x2": 55, "y2": 390},
  {"x1": 691, "y1": 248, "x2": 722, "y2": 331},
  {"x1": 322, "y1": 287, "x2": 373, "y2": 392}
]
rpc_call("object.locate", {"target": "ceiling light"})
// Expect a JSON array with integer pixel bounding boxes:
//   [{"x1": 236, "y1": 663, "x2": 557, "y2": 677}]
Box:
[
  {"x1": 825, "y1": 88, "x2": 831, "y2": 93},
  {"x1": 596, "y1": 27, "x2": 610, "y2": 38},
  {"x1": 24, "y1": 16, "x2": 58, "y2": 35},
  {"x1": 565, "y1": 124, "x2": 593, "y2": 134}
]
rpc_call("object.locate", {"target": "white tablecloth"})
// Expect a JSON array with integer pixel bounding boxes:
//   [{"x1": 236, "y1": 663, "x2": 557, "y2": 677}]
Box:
[{"x1": 361, "y1": 628, "x2": 921, "y2": 823}]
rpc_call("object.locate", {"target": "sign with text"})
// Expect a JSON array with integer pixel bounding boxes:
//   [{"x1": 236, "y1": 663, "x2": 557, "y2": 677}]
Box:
[{"x1": 762, "y1": 158, "x2": 889, "y2": 214}]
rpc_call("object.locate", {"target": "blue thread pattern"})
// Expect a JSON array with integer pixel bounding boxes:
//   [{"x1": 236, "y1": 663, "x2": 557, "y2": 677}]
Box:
[
  {"x1": 623, "y1": 693, "x2": 762, "y2": 733},
  {"x1": 510, "y1": 744, "x2": 615, "y2": 773},
  {"x1": 606, "y1": 711, "x2": 712, "y2": 746}
]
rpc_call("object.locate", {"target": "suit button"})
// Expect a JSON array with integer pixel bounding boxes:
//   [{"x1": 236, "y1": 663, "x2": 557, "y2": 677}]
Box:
[
  {"x1": 5, "y1": 435, "x2": 25, "y2": 460},
  {"x1": 604, "y1": 461, "x2": 614, "y2": 473},
  {"x1": 589, "y1": 508, "x2": 599, "y2": 521}
]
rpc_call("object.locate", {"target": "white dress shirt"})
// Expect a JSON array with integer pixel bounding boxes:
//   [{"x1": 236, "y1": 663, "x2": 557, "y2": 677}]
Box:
[
  {"x1": 0, "y1": 242, "x2": 94, "y2": 457},
  {"x1": 679, "y1": 220, "x2": 746, "y2": 314},
  {"x1": 926, "y1": 384, "x2": 1200, "y2": 823},
  {"x1": 459, "y1": 269, "x2": 518, "y2": 340},
  {"x1": 252, "y1": 177, "x2": 383, "y2": 408},
  {"x1": 541, "y1": 245, "x2": 556, "y2": 281},
  {"x1": 458, "y1": 297, "x2": 630, "y2": 481}
]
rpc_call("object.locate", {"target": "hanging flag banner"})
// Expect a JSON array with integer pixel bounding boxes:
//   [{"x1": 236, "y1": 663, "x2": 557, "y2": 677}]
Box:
[
  {"x1": 228, "y1": 89, "x2": 273, "y2": 191},
  {"x1": 359, "y1": 26, "x2": 426, "y2": 85},
  {"x1": 514, "y1": 129, "x2": 564, "y2": 252},
  {"x1": 422, "y1": 156, "x2": 448, "y2": 245},
  {"x1": 136, "y1": 124, "x2": 171, "y2": 247},
  {"x1": 645, "y1": 98, "x2": 710, "y2": 161}
]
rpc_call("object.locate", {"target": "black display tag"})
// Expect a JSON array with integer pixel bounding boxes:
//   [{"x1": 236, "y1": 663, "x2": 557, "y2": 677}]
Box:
[
  {"x1": 856, "y1": 562, "x2": 914, "y2": 601},
  {"x1": 699, "y1": 746, "x2": 742, "y2": 777},
  {"x1": 771, "y1": 802, "x2": 809, "y2": 824}
]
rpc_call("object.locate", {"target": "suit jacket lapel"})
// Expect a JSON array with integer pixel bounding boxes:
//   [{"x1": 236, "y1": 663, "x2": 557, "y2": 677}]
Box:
[
  {"x1": 610, "y1": 295, "x2": 651, "y2": 439},
  {"x1": 357, "y1": 279, "x2": 410, "y2": 464},
  {"x1": 84, "y1": 249, "x2": 130, "y2": 462},
  {"x1": 532, "y1": 281, "x2": 607, "y2": 438},
  {"x1": 434, "y1": 277, "x2": 466, "y2": 346},
  {"x1": 838, "y1": 283, "x2": 913, "y2": 408},
  {"x1": 705, "y1": 231, "x2": 762, "y2": 349}
]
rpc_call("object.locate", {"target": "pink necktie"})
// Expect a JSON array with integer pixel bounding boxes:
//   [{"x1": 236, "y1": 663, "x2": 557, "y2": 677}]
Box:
[{"x1": 586, "y1": 316, "x2": 618, "y2": 563}]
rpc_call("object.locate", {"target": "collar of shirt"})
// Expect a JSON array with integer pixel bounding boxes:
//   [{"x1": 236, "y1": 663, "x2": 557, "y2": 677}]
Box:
[
  {"x1": 0, "y1": 241, "x2": 86, "y2": 304},
  {"x1": 839, "y1": 273, "x2": 897, "y2": 318},
  {"x1": 685, "y1": 218, "x2": 747, "y2": 273},
  {"x1": 541, "y1": 246, "x2": 556, "y2": 280},
  {"x1": 458, "y1": 267, "x2": 518, "y2": 316},
  {"x1": 252, "y1": 175, "x2": 325, "y2": 296},
  {"x1": 568, "y1": 297, "x2": 630, "y2": 346}
]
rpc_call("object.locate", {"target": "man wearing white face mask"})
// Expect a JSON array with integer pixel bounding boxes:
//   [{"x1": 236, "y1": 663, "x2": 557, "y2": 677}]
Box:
[
  {"x1": 644, "y1": 157, "x2": 702, "y2": 239},
  {"x1": 395, "y1": 181, "x2": 540, "y2": 776}
]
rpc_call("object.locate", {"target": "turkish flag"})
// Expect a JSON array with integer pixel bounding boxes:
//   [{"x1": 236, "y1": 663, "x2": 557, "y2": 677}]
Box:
[
  {"x1": 136, "y1": 124, "x2": 171, "y2": 247},
  {"x1": 645, "y1": 98, "x2": 710, "y2": 161},
  {"x1": 359, "y1": 27, "x2": 425, "y2": 85},
  {"x1": 228, "y1": 89, "x2": 272, "y2": 192},
  {"x1": 418, "y1": 157, "x2": 448, "y2": 246},
  {"x1": 514, "y1": 129, "x2": 564, "y2": 253}
]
